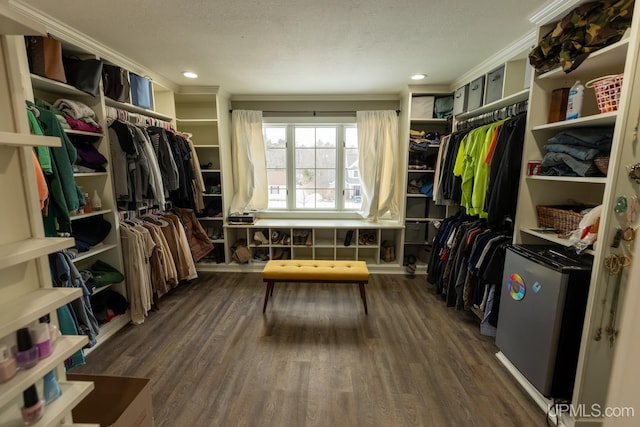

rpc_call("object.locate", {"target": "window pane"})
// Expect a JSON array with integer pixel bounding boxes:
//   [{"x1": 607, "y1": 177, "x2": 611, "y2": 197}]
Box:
[
  {"x1": 296, "y1": 168, "x2": 316, "y2": 188},
  {"x1": 295, "y1": 128, "x2": 315, "y2": 147},
  {"x1": 316, "y1": 148, "x2": 336, "y2": 168},
  {"x1": 296, "y1": 148, "x2": 315, "y2": 168},
  {"x1": 345, "y1": 127, "x2": 358, "y2": 148},
  {"x1": 344, "y1": 187, "x2": 361, "y2": 210},
  {"x1": 266, "y1": 148, "x2": 286, "y2": 169},
  {"x1": 317, "y1": 190, "x2": 335, "y2": 209},
  {"x1": 316, "y1": 127, "x2": 336, "y2": 147},
  {"x1": 264, "y1": 127, "x2": 286, "y2": 148}
]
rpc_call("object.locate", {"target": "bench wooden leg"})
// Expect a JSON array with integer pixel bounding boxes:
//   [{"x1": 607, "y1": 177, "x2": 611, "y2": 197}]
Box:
[
  {"x1": 359, "y1": 282, "x2": 368, "y2": 315},
  {"x1": 263, "y1": 281, "x2": 273, "y2": 313}
]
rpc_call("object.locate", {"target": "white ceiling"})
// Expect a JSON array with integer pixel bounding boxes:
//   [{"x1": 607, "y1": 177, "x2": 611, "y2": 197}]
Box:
[{"x1": 15, "y1": 0, "x2": 548, "y2": 95}]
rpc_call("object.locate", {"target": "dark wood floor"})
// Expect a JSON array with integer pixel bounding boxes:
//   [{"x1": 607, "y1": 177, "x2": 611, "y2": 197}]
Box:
[{"x1": 73, "y1": 273, "x2": 547, "y2": 427}]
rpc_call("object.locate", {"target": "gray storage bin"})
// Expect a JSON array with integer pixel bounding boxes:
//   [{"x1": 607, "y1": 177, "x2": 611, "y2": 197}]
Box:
[
  {"x1": 404, "y1": 222, "x2": 427, "y2": 243},
  {"x1": 453, "y1": 85, "x2": 468, "y2": 115},
  {"x1": 468, "y1": 76, "x2": 485, "y2": 111},
  {"x1": 485, "y1": 65, "x2": 505, "y2": 104}
]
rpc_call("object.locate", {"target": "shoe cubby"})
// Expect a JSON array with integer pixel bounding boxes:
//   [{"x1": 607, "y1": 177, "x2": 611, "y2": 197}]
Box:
[
  {"x1": 314, "y1": 247, "x2": 334, "y2": 260},
  {"x1": 215, "y1": 221, "x2": 403, "y2": 268},
  {"x1": 314, "y1": 228, "x2": 335, "y2": 247},
  {"x1": 357, "y1": 229, "x2": 378, "y2": 247},
  {"x1": 337, "y1": 229, "x2": 356, "y2": 247}
]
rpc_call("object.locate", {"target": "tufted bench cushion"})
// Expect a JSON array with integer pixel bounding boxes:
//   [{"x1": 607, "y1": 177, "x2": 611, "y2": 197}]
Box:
[{"x1": 261, "y1": 260, "x2": 369, "y2": 314}]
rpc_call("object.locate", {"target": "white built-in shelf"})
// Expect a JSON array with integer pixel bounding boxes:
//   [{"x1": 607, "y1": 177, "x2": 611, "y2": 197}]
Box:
[
  {"x1": 73, "y1": 172, "x2": 108, "y2": 178},
  {"x1": 193, "y1": 144, "x2": 220, "y2": 148},
  {"x1": 30, "y1": 74, "x2": 88, "y2": 97},
  {"x1": 0, "y1": 288, "x2": 82, "y2": 339},
  {"x1": 526, "y1": 175, "x2": 607, "y2": 184},
  {"x1": 203, "y1": 193, "x2": 222, "y2": 197},
  {"x1": 0, "y1": 237, "x2": 74, "y2": 270},
  {"x1": 201, "y1": 169, "x2": 221, "y2": 173},
  {"x1": 198, "y1": 216, "x2": 224, "y2": 221},
  {"x1": 176, "y1": 118, "x2": 218, "y2": 126},
  {"x1": 537, "y1": 38, "x2": 629, "y2": 81},
  {"x1": 406, "y1": 217, "x2": 444, "y2": 222},
  {"x1": 0, "y1": 131, "x2": 60, "y2": 147},
  {"x1": 105, "y1": 97, "x2": 174, "y2": 122},
  {"x1": 522, "y1": 228, "x2": 595, "y2": 256},
  {"x1": 0, "y1": 381, "x2": 94, "y2": 427},
  {"x1": 532, "y1": 111, "x2": 618, "y2": 132},
  {"x1": 405, "y1": 241, "x2": 431, "y2": 245},
  {"x1": 70, "y1": 209, "x2": 112, "y2": 221},
  {"x1": 455, "y1": 89, "x2": 529, "y2": 120},
  {"x1": 247, "y1": 219, "x2": 403, "y2": 229},
  {"x1": 406, "y1": 193, "x2": 428, "y2": 198},
  {"x1": 408, "y1": 169, "x2": 436, "y2": 173},
  {"x1": 409, "y1": 118, "x2": 449, "y2": 124},
  {"x1": 64, "y1": 129, "x2": 103, "y2": 138},
  {"x1": 71, "y1": 244, "x2": 117, "y2": 263},
  {"x1": 209, "y1": 239, "x2": 225, "y2": 244},
  {"x1": 0, "y1": 336, "x2": 87, "y2": 409},
  {"x1": 84, "y1": 313, "x2": 130, "y2": 355},
  {"x1": 314, "y1": 241, "x2": 335, "y2": 248}
]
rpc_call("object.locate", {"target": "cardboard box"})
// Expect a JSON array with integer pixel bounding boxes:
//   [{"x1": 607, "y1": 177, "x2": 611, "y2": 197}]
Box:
[
  {"x1": 410, "y1": 96, "x2": 435, "y2": 119},
  {"x1": 67, "y1": 374, "x2": 153, "y2": 427}
]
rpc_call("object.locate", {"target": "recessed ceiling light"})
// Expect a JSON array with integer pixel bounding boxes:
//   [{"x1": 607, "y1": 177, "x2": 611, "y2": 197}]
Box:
[
  {"x1": 183, "y1": 71, "x2": 198, "y2": 79},
  {"x1": 411, "y1": 74, "x2": 426, "y2": 80}
]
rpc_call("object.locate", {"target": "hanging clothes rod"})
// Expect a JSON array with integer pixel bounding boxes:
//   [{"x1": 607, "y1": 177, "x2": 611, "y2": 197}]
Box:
[
  {"x1": 456, "y1": 100, "x2": 528, "y2": 131},
  {"x1": 106, "y1": 106, "x2": 175, "y2": 131},
  {"x1": 228, "y1": 109, "x2": 401, "y2": 116}
]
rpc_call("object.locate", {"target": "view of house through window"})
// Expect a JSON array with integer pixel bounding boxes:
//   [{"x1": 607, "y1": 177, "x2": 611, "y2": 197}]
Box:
[{"x1": 263, "y1": 124, "x2": 361, "y2": 211}]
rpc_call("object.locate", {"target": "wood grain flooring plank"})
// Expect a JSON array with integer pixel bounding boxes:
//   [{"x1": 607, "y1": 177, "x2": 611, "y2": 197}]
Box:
[{"x1": 72, "y1": 272, "x2": 547, "y2": 426}]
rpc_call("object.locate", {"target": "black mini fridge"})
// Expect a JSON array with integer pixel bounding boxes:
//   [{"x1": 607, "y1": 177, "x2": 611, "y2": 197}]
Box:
[{"x1": 495, "y1": 245, "x2": 592, "y2": 400}]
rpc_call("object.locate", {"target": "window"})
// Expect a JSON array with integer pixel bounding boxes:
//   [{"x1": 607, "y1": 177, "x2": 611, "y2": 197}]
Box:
[{"x1": 263, "y1": 124, "x2": 360, "y2": 211}]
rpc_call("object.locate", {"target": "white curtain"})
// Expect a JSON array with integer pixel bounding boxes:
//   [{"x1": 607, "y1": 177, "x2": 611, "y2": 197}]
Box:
[
  {"x1": 229, "y1": 110, "x2": 268, "y2": 214},
  {"x1": 356, "y1": 110, "x2": 399, "y2": 221}
]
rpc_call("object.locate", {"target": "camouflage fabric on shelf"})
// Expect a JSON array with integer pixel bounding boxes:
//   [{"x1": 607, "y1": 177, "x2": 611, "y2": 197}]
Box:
[{"x1": 529, "y1": 0, "x2": 634, "y2": 73}]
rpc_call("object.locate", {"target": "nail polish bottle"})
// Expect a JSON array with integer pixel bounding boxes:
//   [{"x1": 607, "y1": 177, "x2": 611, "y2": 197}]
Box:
[
  {"x1": 39, "y1": 315, "x2": 59, "y2": 344},
  {"x1": 29, "y1": 323, "x2": 52, "y2": 360},
  {"x1": 14, "y1": 328, "x2": 39, "y2": 370},
  {"x1": 42, "y1": 370, "x2": 61, "y2": 404},
  {"x1": 21, "y1": 384, "x2": 45, "y2": 425},
  {"x1": 0, "y1": 345, "x2": 17, "y2": 383}
]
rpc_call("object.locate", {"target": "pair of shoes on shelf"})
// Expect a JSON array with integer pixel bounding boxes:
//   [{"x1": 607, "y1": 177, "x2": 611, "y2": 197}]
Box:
[
  {"x1": 253, "y1": 230, "x2": 269, "y2": 246},
  {"x1": 358, "y1": 232, "x2": 376, "y2": 245},
  {"x1": 292, "y1": 229, "x2": 312, "y2": 245},
  {"x1": 381, "y1": 240, "x2": 395, "y2": 262}
]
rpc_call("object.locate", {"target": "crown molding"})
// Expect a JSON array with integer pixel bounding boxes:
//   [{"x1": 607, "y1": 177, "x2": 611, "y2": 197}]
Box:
[
  {"x1": 8, "y1": 0, "x2": 179, "y2": 92},
  {"x1": 450, "y1": 30, "x2": 537, "y2": 91},
  {"x1": 528, "y1": 0, "x2": 585, "y2": 26}
]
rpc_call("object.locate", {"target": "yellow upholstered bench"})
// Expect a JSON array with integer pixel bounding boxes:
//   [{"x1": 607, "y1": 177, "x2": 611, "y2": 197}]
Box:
[{"x1": 262, "y1": 260, "x2": 370, "y2": 314}]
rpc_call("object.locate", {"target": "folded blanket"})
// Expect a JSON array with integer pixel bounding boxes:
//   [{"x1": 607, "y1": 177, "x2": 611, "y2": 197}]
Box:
[{"x1": 54, "y1": 98, "x2": 101, "y2": 129}]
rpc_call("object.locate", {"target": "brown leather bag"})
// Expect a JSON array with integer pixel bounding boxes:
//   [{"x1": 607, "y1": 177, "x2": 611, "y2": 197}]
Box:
[{"x1": 25, "y1": 36, "x2": 67, "y2": 83}]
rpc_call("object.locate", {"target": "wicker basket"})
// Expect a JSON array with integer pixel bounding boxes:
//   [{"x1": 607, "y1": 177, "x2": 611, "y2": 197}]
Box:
[
  {"x1": 594, "y1": 156, "x2": 609, "y2": 175},
  {"x1": 586, "y1": 74, "x2": 624, "y2": 113},
  {"x1": 536, "y1": 205, "x2": 589, "y2": 234}
]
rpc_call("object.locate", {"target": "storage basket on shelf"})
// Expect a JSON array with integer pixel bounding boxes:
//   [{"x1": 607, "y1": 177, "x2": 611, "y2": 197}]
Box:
[
  {"x1": 536, "y1": 205, "x2": 593, "y2": 235},
  {"x1": 586, "y1": 73, "x2": 624, "y2": 113}
]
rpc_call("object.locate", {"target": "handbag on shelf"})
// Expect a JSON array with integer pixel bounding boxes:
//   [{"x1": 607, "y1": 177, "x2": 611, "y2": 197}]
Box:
[
  {"x1": 63, "y1": 57, "x2": 103, "y2": 96},
  {"x1": 129, "y1": 73, "x2": 153, "y2": 109},
  {"x1": 102, "y1": 63, "x2": 130, "y2": 103},
  {"x1": 25, "y1": 35, "x2": 67, "y2": 83}
]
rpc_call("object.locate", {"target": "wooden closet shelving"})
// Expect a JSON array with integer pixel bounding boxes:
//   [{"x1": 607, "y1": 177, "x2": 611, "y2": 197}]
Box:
[{"x1": 0, "y1": 28, "x2": 95, "y2": 424}]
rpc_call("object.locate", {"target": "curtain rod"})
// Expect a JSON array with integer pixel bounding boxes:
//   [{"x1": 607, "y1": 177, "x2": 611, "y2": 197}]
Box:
[{"x1": 228, "y1": 109, "x2": 401, "y2": 116}]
